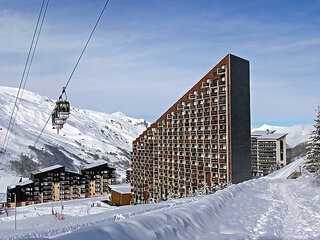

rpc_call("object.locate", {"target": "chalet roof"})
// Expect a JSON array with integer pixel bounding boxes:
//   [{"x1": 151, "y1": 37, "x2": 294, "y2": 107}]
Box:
[
  {"x1": 83, "y1": 161, "x2": 108, "y2": 170},
  {"x1": 31, "y1": 165, "x2": 65, "y2": 175},
  {"x1": 8, "y1": 179, "x2": 33, "y2": 189},
  {"x1": 257, "y1": 133, "x2": 287, "y2": 140},
  {"x1": 15, "y1": 179, "x2": 33, "y2": 186},
  {"x1": 109, "y1": 184, "x2": 133, "y2": 194},
  {"x1": 7, "y1": 179, "x2": 34, "y2": 190},
  {"x1": 65, "y1": 169, "x2": 81, "y2": 175},
  {"x1": 251, "y1": 130, "x2": 276, "y2": 136},
  {"x1": 252, "y1": 129, "x2": 287, "y2": 140}
]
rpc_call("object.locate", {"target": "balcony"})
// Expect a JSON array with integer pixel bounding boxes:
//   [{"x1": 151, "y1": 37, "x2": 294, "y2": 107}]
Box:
[
  {"x1": 202, "y1": 82, "x2": 210, "y2": 88},
  {"x1": 217, "y1": 68, "x2": 225, "y2": 74}
]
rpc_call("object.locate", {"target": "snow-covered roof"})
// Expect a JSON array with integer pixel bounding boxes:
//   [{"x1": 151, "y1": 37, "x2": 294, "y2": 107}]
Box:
[
  {"x1": 65, "y1": 169, "x2": 81, "y2": 175},
  {"x1": 257, "y1": 133, "x2": 287, "y2": 140},
  {"x1": 0, "y1": 193, "x2": 6, "y2": 203},
  {"x1": 252, "y1": 130, "x2": 268, "y2": 136},
  {"x1": 36, "y1": 165, "x2": 64, "y2": 173},
  {"x1": 109, "y1": 184, "x2": 133, "y2": 194},
  {"x1": 252, "y1": 129, "x2": 287, "y2": 140},
  {"x1": 15, "y1": 179, "x2": 33, "y2": 186},
  {"x1": 252, "y1": 130, "x2": 276, "y2": 136},
  {"x1": 83, "y1": 161, "x2": 108, "y2": 170},
  {"x1": 8, "y1": 179, "x2": 33, "y2": 189}
]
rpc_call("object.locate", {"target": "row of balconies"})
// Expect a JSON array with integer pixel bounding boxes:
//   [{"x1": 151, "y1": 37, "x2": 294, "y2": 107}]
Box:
[
  {"x1": 132, "y1": 155, "x2": 227, "y2": 163},
  {"x1": 135, "y1": 138, "x2": 225, "y2": 145}
]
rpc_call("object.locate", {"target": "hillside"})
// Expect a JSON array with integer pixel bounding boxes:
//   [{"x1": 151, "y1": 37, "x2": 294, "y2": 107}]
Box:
[{"x1": 0, "y1": 86, "x2": 147, "y2": 183}]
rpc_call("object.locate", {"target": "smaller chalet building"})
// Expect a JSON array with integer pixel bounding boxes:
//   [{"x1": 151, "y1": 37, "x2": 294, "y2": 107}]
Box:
[
  {"x1": 80, "y1": 161, "x2": 116, "y2": 198},
  {"x1": 109, "y1": 184, "x2": 133, "y2": 206},
  {"x1": 7, "y1": 180, "x2": 34, "y2": 207},
  {"x1": 7, "y1": 161, "x2": 116, "y2": 207}
]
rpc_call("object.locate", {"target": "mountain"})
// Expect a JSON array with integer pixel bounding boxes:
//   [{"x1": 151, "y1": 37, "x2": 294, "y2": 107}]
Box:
[
  {"x1": 286, "y1": 141, "x2": 309, "y2": 164},
  {"x1": 252, "y1": 123, "x2": 313, "y2": 148},
  {"x1": 0, "y1": 86, "x2": 148, "y2": 183}
]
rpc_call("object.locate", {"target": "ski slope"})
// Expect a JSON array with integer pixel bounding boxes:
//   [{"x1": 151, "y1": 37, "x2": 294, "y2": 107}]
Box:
[{"x1": 1, "y1": 157, "x2": 319, "y2": 240}]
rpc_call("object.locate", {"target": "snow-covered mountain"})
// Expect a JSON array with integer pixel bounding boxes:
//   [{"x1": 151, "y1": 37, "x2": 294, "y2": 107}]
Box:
[
  {"x1": 252, "y1": 123, "x2": 313, "y2": 148},
  {"x1": 0, "y1": 86, "x2": 148, "y2": 182}
]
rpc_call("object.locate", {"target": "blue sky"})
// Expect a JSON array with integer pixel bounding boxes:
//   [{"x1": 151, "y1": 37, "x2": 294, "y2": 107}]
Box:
[{"x1": 0, "y1": 0, "x2": 319, "y2": 127}]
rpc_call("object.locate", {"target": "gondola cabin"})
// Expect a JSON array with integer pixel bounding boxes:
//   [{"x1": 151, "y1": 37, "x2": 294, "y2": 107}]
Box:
[{"x1": 56, "y1": 101, "x2": 70, "y2": 119}]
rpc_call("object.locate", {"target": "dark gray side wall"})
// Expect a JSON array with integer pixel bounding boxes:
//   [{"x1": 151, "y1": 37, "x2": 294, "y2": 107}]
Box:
[{"x1": 229, "y1": 54, "x2": 252, "y2": 183}]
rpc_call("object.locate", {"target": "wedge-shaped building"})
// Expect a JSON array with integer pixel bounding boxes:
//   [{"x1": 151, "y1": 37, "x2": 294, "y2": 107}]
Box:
[{"x1": 131, "y1": 54, "x2": 251, "y2": 204}]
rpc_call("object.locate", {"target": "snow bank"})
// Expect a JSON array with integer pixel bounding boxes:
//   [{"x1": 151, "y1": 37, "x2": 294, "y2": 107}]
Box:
[{"x1": 40, "y1": 182, "x2": 252, "y2": 240}]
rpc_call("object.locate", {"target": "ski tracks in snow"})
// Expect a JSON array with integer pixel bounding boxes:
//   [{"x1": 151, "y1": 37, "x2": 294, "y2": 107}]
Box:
[
  {"x1": 248, "y1": 177, "x2": 320, "y2": 240},
  {"x1": 279, "y1": 178, "x2": 320, "y2": 240}
]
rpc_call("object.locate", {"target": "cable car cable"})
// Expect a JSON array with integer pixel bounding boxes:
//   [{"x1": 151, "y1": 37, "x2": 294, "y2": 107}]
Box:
[
  {"x1": 33, "y1": 0, "x2": 111, "y2": 146},
  {"x1": 61, "y1": 0, "x2": 110, "y2": 95},
  {"x1": 7, "y1": 0, "x2": 50, "y2": 148},
  {"x1": 0, "y1": 0, "x2": 46, "y2": 158},
  {"x1": 4, "y1": 0, "x2": 49, "y2": 187}
]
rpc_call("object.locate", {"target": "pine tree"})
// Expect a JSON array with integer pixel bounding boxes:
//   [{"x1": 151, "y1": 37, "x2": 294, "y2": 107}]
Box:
[{"x1": 304, "y1": 106, "x2": 320, "y2": 179}]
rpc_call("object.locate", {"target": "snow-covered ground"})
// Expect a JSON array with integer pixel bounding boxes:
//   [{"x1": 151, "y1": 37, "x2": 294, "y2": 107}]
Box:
[{"x1": 1, "y1": 157, "x2": 319, "y2": 240}]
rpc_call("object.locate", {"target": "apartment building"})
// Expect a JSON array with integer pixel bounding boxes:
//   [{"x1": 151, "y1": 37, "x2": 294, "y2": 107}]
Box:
[
  {"x1": 7, "y1": 161, "x2": 116, "y2": 207},
  {"x1": 131, "y1": 54, "x2": 251, "y2": 204},
  {"x1": 251, "y1": 130, "x2": 287, "y2": 176},
  {"x1": 80, "y1": 161, "x2": 116, "y2": 198}
]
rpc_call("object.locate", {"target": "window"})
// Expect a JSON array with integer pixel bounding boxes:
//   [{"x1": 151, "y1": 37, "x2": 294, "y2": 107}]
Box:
[
  {"x1": 220, "y1": 144, "x2": 227, "y2": 149},
  {"x1": 220, "y1": 135, "x2": 226, "y2": 140}
]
